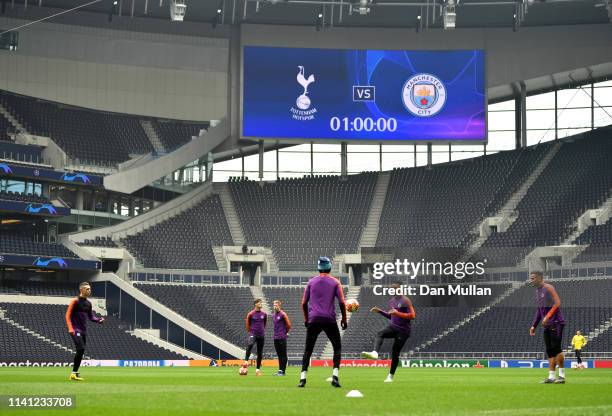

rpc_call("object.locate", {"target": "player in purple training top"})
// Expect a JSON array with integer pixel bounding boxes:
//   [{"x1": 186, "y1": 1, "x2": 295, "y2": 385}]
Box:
[
  {"x1": 273, "y1": 299, "x2": 292, "y2": 376},
  {"x1": 362, "y1": 281, "x2": 416, "y2": 382},
  {"x1": 529, "y1": 271, "x2": 566, "y2": 384},
  {"x1": 65, "y1": 282, "x2": 105, "y2": 381},
  {"x1": 243, "y1": 298, "x2": 267, "y2": 376},
  {"x1": 298, "y1": 256, "x2": 347, "y2": 388}
]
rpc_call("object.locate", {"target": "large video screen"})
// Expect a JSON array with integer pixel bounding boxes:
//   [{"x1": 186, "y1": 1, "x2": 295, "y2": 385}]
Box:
[{"x1": 242, "y1": 46, "x2": 486, "y2": 143}]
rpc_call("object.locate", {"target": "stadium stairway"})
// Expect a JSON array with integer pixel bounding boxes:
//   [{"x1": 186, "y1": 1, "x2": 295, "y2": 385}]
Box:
[
  {"x1": 359, "y1": 172, "x2": 391, "y2": 248},
  {"x1": 0, "y1": 294, "x2": 105, "y2": 358},
  {"x1": 95, "y1": 273, "x2": 244, "y2": 358},
  {"x1": 229, "y1": 174, "x2": 376, "y2": 271},
  {"x1": 114, "y1": 239, "x2": 144, "y2": 269},
  {"x1": 0, "y1": 304, "x2": 80, "y2": 357},
  {"x1": 117, "y1": 190, "x2": 234, "y2": 270},
  {"x1": 0, "y1": 101, "x2": 27, "y2": 134},
  {"x1": 562, "y1": 192, "x2": 612, "y2": 247},
  {"x1": 140, "y1": 120, "x2": 166, "y2": 154},
  {"x1": 413, "y1": 282, "x2": 521, "y2": 353},
  {"x1": 249, "y1": 286, "x2": 272, "y2": 315},
  {"x1": 103, "y1": 118, "x2": 228, "y2": 194},
  {"x1": 463, "y1": 141, "x2": 562, "y2": 260},
  {"x1": 564, "y1": 317, "x2": 612, "y2": 354},
  {"x1": 1, "y1": 300, "x2": 189, "y2": 360},
  {"x1": 262, "y1": 248, "x2": 280, "y2": 273},
  {"x1": 319, "y1": 285, "x2": 361, "y2": 359},
  {"x1": 60, "y1": 236, "x2": 106, "y2": 263},
  {"x1": 68, "y1": 180, "x2": 216, "y2": 274},
  {"x1": 212, "y1": 246, "x2": 228, "y2": 272},
  {"x1": 497, "y1": 142, "x2": 562, "y2": 219},
  {"x1": 215, "y1": 182, "x2": 246, "y2": 246}
]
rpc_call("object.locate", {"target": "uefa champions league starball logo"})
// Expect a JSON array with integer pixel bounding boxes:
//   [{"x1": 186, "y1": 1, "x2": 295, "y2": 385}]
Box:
[
  {"x1": 290, "y1": 66, "x2": 317, "y2": 121},
  {"x1": 402, "y1": 73, "x2": 447, "y2": 117}
]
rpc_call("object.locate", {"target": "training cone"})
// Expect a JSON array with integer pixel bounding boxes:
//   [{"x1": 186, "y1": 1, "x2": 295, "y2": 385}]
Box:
[
  {"x1": 326, "y1": 377, "x2": 333, "y2": 382},
  {"x1": 346, "y1": 390, "x2": 363, "y2": 398}
]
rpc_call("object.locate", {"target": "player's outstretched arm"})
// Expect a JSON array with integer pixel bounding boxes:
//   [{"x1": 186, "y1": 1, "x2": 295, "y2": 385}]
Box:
[
  {"x1": 88, "y1": 305, "x2": 104, "y2": 323},
  {"x1": 390, "y1": 308, "x2": 414, "y2": 320},
  {"x1": 378, "y1": 308, "x2": 392, "y2": 320}
]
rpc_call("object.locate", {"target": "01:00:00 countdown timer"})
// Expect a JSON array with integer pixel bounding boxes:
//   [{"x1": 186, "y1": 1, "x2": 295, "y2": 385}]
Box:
[{"x1": 329, "y1": 117, "x2": 398, "y2": 133}]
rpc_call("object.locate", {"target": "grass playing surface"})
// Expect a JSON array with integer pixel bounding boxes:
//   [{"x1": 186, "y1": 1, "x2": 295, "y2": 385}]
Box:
[{"x1": 1, "y1": 367, "x2": 611, "y2": 416}]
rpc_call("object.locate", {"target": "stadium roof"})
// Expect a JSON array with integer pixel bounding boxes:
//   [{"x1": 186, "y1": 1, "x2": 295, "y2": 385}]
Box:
[{"x1": 3, "y1": 0, "x2": 611, "y2": 29}]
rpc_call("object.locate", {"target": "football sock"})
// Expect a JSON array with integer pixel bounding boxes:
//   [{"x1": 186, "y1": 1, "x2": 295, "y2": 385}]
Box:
[
  {"x1": 558, "y1": 368, "x2": 565, "y2": 378},
  {"x1": 548, "y1": 371, "x2": 555, "y2": 380},
  {"x1": 300, "y1": 371, "x2": 307, "y2": 380},
  {"x1": 332, "y1": 368, "x2": 339, "y2": 378}
]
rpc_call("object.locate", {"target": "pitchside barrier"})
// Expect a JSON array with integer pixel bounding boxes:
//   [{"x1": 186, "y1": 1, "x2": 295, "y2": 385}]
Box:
[{"x1": 1, "y1": 359, "x2": 610, "y2": 368}]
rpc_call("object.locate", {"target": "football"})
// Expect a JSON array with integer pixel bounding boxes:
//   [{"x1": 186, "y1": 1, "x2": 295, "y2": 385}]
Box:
[
  {"x1": 346, "y1": 298, "x2": 360, "y2": 313},
  {"x1": 239, "y1": 364, "x2": 248, "y2": 376}
]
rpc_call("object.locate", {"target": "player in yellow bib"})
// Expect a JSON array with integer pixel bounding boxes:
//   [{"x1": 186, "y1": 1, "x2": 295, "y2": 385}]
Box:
[{"x1": 571, "y1": 330, "x2": 587, "y2": 369}]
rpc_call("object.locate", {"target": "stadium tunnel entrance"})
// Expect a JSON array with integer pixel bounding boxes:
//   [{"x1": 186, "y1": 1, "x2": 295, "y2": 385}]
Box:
[{"x1": 240, "y1": 262, "x2": 259, "y2": 286}]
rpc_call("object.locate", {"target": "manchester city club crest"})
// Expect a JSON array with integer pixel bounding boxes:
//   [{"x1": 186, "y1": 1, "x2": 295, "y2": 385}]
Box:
[{"x1": 402, "y1": 73, "x2": 447, "y2": 117}]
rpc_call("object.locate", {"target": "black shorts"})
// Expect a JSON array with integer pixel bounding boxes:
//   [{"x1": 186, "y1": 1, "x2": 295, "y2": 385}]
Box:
[
  {"x1": 378, "y1": 325, "x2": 411, "y2": 342},
  {"x1": 543, "y1": 324, "x2": 563, "y2": 358},
  {"x1": 247, "y1": 335, "x2": 265, "y2": 347},
  {"x1": 71, "y1": 332, "x2": 87, "y2": 350},
  {"x1": 304, "y1": 321, "x2": 341, "y2": 353}
]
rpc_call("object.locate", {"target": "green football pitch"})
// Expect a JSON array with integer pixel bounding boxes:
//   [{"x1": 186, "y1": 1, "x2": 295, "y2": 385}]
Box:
[{"x1": 1, "y1": 367, "x2": 611, "y2": 416}]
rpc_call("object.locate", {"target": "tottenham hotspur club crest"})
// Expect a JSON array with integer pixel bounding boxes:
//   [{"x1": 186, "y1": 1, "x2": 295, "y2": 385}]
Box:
[
  {"x1": 296, "y1": 66, "x2": 315, "y2": 109},
  {"x1": 402, "y1": 73, "x2": 447, "y2": 117},
  {"x1": 290, "y1": 66, "x2": 318, "y2": 121}
]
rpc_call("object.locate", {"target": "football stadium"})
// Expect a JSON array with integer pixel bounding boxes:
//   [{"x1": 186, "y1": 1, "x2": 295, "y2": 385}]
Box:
[{"x1": 0, "y1": 1, "x2": 611, "y2": 415}]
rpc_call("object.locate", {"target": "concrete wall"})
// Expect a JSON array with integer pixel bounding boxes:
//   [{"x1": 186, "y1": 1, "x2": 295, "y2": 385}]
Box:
[
  {"x1": 241, "y1": 23, "x2": 612, "y2": 101},
  {"x1": 0, "y1": 17, "x2": 228, "y2": 120}
]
